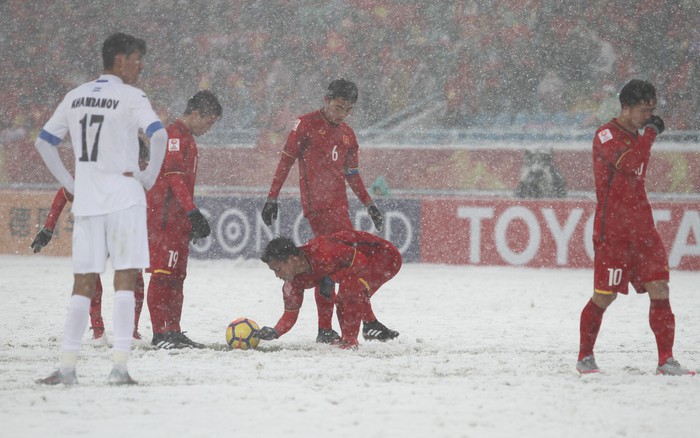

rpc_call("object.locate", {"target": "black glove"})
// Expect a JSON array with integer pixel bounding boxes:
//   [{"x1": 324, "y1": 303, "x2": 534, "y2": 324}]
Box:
[
  {"x1": 188, "y1": 209, "x2": 211, "y2": 243},
  {"x1": 319, "y1": 275, "x2": 335, "y2": 300},
  {"x1": 256, "y1": 326, "x2": 279, "y2": 340},
  {"x1": 367, "y1": 203, "x2": 383, "y2": 231},
  {"x1": 261, "y1": 198, "x2": 278, "y2": 226},
  {"x1": 645, "y1": 115, "x2": 665, "y2": 135},
  {"x1": 31, "y1": 227, "x2": 53, "y2": 253}
]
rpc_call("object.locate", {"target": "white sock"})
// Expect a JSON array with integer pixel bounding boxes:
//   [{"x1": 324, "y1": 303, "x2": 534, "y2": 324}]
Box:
[
  {"x1": 112, "y1": 290, "x2": 135, "y2": 363},
  {"x1": 59, "y1": 295, "x2": 91, "y2": 373}
]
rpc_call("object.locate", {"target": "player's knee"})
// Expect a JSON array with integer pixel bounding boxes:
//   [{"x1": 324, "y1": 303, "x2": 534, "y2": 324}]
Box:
[
  {"x1": 646, "y1": 280, "x2": 670, "y2": 299},
  {"x1": 592, "y1": 291, "x2": 616, "y2": 309}
]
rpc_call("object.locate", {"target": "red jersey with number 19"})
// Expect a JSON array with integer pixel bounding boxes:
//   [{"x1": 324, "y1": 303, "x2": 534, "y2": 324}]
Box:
[
  {"x1": 146, "y1": 120, "x2": 199, "y2": 277},
  {"x1": 592, "y1": 119, "x2": 657, "y2": 243}
]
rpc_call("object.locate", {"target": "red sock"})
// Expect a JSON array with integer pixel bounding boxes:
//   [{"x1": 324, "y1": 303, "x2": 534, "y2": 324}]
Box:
[
  {"x1": 361, "y1": 290, "x2": 377, "y2": 322},
  {"x1": 134, "y1": 273, "x2": 145, "y2": 333},
  {"x1": 361, "y1": 293, "x2": 376, "y2": 323},
  {"x1": 89, "y1": 277, "x2": 105, "y2": 330},
  {"x1": 314, "y1": 286, "x2": 335, "y2": 331},
  {"x1": 649, "y1": 299, "x2": 675, "y2": 366},
  {"x1": 147, "y1": 274, "x2": 184, "y2": 334},
  {"x1": 336, "y1": 283, "x2": 364, "y2": 345},
  {"x1": 578, "y1": 299, "x2": 605, "y2": 361},
  {"x1": 336, "y1": 300, "x2": 361, "y2": 345}
]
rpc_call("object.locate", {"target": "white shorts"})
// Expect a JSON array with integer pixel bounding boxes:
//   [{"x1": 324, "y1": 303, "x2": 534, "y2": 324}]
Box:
[{"x1": 72, "y1": 205, "x2": 150, "y2": 274}]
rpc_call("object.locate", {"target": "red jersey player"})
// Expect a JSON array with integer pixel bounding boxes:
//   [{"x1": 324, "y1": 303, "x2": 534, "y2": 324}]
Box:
[
  {"x1": 577, "y1": 79, "x2": 695, "y2": 376},
  {"x1": 146, "y1": 90, "x2": 221, "y2": 350},
  {"x1": 261, "y1": 79, "x2": 394, "y2": 343},
  {"x1": 258, "y1": 230, "x2": 402, "y2": 349},
  {"x1": 31, "y1": 150, "x2": 148, "y2": 342}
]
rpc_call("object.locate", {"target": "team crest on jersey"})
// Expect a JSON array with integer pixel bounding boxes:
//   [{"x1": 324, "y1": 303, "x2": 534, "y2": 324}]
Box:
[
  {"x1": 168, "y1": 138, "x2": 180, "y2": 151},
  {"x1": 319, "y1": 129, "x2": 326, "y2": 136},
  {"x1": 623, "y1": 139, "x2": 631, "y2": 145},
  {"x1": 598, "y1": 128, "x2": 613, "y2": 144}
]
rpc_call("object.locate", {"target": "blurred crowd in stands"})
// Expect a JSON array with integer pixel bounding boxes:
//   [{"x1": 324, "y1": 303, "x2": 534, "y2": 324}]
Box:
[{"x1": 1, "y1": 0, "x2": 699, "y2": 148}]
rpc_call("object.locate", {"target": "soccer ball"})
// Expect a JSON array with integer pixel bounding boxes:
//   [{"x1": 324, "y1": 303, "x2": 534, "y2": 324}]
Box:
[{"x1": 226, "y1": 318, "x2": 260, "y2": 350}]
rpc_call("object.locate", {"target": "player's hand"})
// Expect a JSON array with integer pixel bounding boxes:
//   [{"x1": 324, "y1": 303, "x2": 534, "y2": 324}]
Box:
[
  {"x1": 319, "y1": 275, "x2": 335, "y2": 300},
  {"x1": 367, "y1": 203, "x2": 383, "y2": 231},
  {"x1": 256, "y1": 326, "x2": 279, "y2": 340},
  {"x1": 261, "y1": 198, "x2": 278, "y2": 226},
  {"x1": 188, "y1": 208, "x2": 211, "y2": 243},
  {"x1": 645, "y1": 115, "x2": 665, "y2": 135},
  {"x1": 31, "y1": 227, "x2": 53, "y2": 253}
]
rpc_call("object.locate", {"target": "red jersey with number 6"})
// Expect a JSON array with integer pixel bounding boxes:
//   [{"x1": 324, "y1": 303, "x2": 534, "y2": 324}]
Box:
[{"x1": 267, "y1": 109, "x2": 369, "y2": 216}]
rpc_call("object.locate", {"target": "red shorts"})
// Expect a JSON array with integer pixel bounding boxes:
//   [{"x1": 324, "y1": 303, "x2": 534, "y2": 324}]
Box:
[
  {"x1": 148, "y1": 227, "x2": 191, "y2": 279},
  {"x1": 307, "y1": 209, "x2": 353, "y2": 237},
  {"x1": 593, "y1": 229, "x2": 669, "y2": 295}
]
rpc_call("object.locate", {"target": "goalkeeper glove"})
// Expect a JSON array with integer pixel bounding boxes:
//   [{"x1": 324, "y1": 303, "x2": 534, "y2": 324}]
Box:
[
  {"x1": 256, "y1": 326, "x2": 279, "y2": 340},
  {"x1": 645, "y1": 115, "x2": 665, "y2": 135},
  {"x1": 30, "y1": 227, "x2": 53, "y2": 253},
  {"x1": 261, "y1": 197, "x2": 278, "y2": 226},
  {"x1": 188, "y1": 208, "x2": 211, "y2": 243},
  {"x1": 367, "y1": 202, "x2": 383, "y2": 231}
]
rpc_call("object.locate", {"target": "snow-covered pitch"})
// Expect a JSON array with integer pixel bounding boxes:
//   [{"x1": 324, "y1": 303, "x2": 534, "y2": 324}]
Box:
[{"x1": 1, "y1": 255, "x2": 698, "y2": 437}]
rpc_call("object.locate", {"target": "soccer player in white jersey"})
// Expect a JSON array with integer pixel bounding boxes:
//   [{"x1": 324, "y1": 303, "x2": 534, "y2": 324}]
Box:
[{"x1": 34, "y1": 32, "x2": 167, "y2": 385}]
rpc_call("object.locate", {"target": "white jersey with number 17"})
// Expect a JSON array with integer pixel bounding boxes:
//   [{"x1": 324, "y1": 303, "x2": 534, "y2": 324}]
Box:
[{"x1": 38, "y1": 74, "x2": 164, "y2": 217}]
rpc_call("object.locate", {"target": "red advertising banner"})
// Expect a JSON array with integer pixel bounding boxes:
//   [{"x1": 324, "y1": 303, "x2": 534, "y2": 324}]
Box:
[
  {"x1": 2, "y1": 191, "x2": 698, "y2": 271},
  {"x1": 420, "y1": 197, "x2": 700, "y2": 270}
]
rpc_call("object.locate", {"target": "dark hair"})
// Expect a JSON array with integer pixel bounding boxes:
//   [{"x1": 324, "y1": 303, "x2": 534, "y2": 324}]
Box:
[
  {"x1": 619, "y1": 79, "x2": 656, "y2": 107},
  {"x1": 326, "y1": 78, "x2": 358, "y2": 103},
  {"x1": 102, "y1": 33, "x2": 147, "y2": 70},
  {"x1": 184, "y1": 90, "x2": 223, "y2": 117},
  {"x1": 261, "y1": 237, "x2": 300, "y2": 263}
]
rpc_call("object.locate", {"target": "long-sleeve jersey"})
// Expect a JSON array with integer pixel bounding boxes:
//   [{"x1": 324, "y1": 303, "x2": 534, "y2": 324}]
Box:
[
  {"x1": 273, "y1": 230, "x2": 401, "y2": 336},
  {"x1": 266, "y1": 109, "x2": 373, "y2": 216},
  {"x1": 37, "y1": 74, "x2": 164, "y2": 215},
  {"x1": 592, "y1": 119, "x2": 657, "y2": 242},
  {"x1": 146, "y1": 119, "x2": 198, "y2": 234}
]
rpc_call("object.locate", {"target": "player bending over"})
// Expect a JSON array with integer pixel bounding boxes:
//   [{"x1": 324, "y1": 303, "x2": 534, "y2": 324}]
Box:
[{"x1": 258, "y1": 230, "x2": 401, "y2": 349}]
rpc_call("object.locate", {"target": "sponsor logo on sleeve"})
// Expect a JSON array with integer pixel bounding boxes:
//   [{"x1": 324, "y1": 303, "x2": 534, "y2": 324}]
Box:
[
  {"x1": 168, "y1": 138, "x2": 180, "y2": 151},
  {"x1": 598, "y1": 129, "x2": 613, "y2": 144}
]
